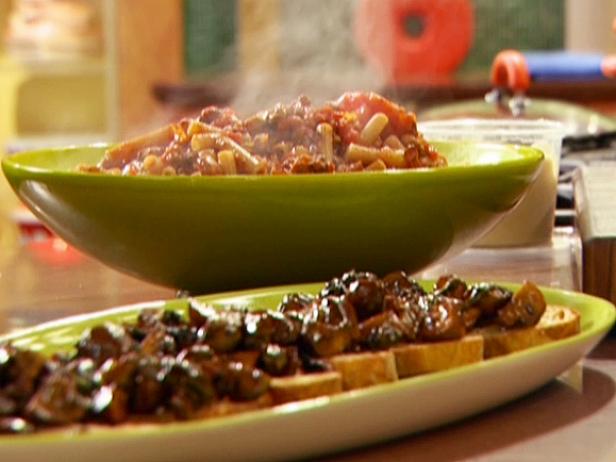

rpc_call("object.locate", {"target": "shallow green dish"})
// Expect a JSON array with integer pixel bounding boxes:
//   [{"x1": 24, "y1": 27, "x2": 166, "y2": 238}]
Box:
[
  {"x1": 0, "y1": 282, "x2": 613, "y2": 462},
  {"x1": 1, "y1": 142, "x2": 542, "y2": 293}
]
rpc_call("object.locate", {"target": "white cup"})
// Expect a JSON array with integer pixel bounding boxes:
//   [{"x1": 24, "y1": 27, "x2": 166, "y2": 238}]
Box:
[{"x1": 420, "y1": 119, "x2": 565, "y2": 247}]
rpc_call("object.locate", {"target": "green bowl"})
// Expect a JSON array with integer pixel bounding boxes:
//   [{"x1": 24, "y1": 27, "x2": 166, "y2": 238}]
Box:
[{"x1": 1, "y1": 142, "x2": 542, "y2": 293}]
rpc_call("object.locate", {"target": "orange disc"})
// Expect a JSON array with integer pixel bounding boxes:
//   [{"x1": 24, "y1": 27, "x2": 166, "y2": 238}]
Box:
[
  {"x1": 355, "y1": 0, "x2": 474, "y2": 84},
  {"x1": 490, "y1": 50, "x2": 531, "y2": 93}
]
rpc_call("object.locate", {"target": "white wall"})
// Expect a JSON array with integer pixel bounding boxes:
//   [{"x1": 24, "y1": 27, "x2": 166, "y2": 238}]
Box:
[{"x1": 566, "y1": 0, "x2": 616, "y2": 53}]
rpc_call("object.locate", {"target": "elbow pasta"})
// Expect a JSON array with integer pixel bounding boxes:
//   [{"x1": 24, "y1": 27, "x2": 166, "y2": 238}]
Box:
[{"x1": 82, "y1": 92, "x2": 446, "y2": 176}]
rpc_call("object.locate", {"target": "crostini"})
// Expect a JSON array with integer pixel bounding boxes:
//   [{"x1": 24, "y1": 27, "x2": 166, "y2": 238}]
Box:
[{"x1": 0, "y1": 270, "x2": 580, "y2": 434}]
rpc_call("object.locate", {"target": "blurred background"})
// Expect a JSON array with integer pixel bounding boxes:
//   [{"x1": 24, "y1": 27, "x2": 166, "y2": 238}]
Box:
[
  {"x1": 1, "y1": 0, "x2": 616, "y2": 150},
  {"x1": 1, "y1": 0, "x2": 616, "y2": 322},
  {"x1": 1, "y1": 0, "x2": 616, "y2": 230}
]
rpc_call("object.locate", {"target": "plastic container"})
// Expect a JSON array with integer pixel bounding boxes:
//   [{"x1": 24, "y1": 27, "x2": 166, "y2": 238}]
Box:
[
  {"x1": 418, "y1": 227, "x2": 582, "y2": 290},
  {"x1": 420, "y1": 119, "x2": 565, "y2": 247}
]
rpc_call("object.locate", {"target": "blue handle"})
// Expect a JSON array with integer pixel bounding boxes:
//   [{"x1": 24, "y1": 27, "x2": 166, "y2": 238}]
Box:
[{"x1": 524, "y1": 52, "x2": 605, "y2": 81}]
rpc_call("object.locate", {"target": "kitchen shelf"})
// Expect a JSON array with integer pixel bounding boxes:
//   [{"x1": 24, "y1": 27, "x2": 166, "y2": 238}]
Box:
[
  {"x1": 0, "y1": 0, "x2": 119, "y2": 153},
  {"x1": 384, "y1": 78, "x2": 616, "y2": 111},
  {"x1": 0, "y1": 52, "x2": 107, "y2": 76}
]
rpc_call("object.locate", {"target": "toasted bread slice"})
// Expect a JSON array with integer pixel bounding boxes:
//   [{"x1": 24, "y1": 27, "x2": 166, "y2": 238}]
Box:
[
  {"x1": 391, "y1": 334, "x2": 484, "y2": 378},
  {"x1": 269, "y1": 371, "x2": 343, "y2": 404},
  {"x1": 328, "y1": 350, "x2": 398, "y2": 390},
  {"x1": 475, "y1": 305, "x2": 581, "y2": 359},
  {"x1": 200, "y1": 394, "x2": 274, "y2": 418}
]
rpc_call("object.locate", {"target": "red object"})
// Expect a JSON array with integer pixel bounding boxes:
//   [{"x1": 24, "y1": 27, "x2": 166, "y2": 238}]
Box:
[
  {"x1": 27, "y1": 237, "x2": 84, "y2": 267},
  {"x1": 601, "y1": 54, "x2": 616, "y2": 78},
  {"x1": 490, "y1": 49, "x2": 531, "y2": 93},
  {"x1": 11, "y1": 204, "x2": 53, "y2": 241},
  {"x1": 354, "y1": 0, "x2": 474, "y2": 85}
]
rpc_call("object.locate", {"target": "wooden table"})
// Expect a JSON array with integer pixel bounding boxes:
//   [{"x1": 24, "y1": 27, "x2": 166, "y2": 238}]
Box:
[{"x1": 0, "y1": 222, "x2": 614, "y2": 462}]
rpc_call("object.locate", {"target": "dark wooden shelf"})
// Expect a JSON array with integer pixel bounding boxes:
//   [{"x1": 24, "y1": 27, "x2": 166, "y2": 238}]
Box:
[{"x1": 384, "y1": 79, "x2": 616, "y2": 109}]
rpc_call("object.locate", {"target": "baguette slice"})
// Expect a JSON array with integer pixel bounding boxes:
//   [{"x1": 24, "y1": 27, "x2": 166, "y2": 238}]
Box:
[
  {"x1": 328, "y1": 350, "x2": 398, "y2": 390},
  {"x1": 475, "y1": 305, "x2": 581, "y2": 359},
  {"x1": 391, "y1": 334, "x2": 484, "y2": 378},
  {"x1": 63, "y1": 394, "x2": 275, "y2": 434},
  {"x1": 269, "y1": 371, "x2": 343, "y2": 405},
  {"x1": 200, "y1": 394, "x2": 274, "y2": 418}
]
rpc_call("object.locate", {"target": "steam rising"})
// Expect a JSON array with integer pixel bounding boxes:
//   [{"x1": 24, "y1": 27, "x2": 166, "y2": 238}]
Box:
[{"x1": 232, "y1": 0, "x2": 381, "y2": 115}]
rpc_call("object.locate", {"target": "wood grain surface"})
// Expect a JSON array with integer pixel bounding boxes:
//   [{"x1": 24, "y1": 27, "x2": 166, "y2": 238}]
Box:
[{"x1": 116, "y1": 0, "x2": 184, "y2": 137}]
